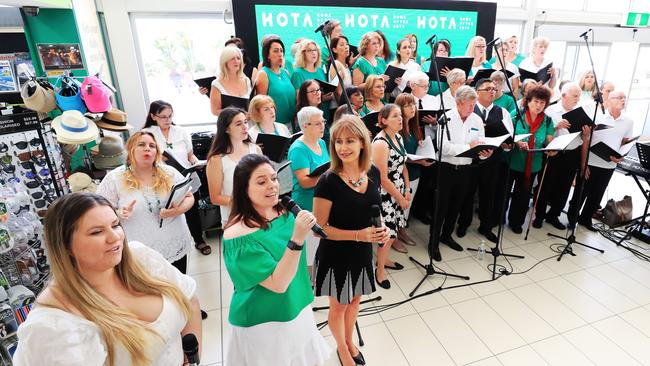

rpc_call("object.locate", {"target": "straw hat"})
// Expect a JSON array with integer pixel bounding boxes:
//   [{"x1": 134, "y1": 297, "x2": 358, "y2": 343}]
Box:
[
  {"x1": 51, "y1": 110, "x2": 99, "y2": 145},
  {"x1": 95, "y1": 108, "x2": 132, "y2": 131},
  {"x1": 93, "y1": 135, "x2": 126, "y2": 170},
  {"x1": 68, "y1": 172, "x2": 97, "y2": 193},
  {"x1": 20, "y1": 81, "x2": 57, "y2": 113}
]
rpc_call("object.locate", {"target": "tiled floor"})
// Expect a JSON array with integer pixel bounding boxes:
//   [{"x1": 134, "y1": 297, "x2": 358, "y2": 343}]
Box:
[{"x1": 190, "y1": 171, "x2": 650, "y2": 366}]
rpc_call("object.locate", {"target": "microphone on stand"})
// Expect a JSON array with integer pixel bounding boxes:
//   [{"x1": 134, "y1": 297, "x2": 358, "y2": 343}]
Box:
[
  {"x1": 425, "y1": 34, "x2": 437, "y2": 46},
  {"x1": 182, "y1": 334, "x2": 200, "y2": 366},
  {"x1": 280, "y1": 196, "x2": 328, "y2": 238},
  {"x1": 485, "y1": 37, "x2": 501, "y2": 48},
  {"x1": 314, "y1": 20, "x2": 331, "y2": 34},
  {"x1": 369, "y1": 205, "x2": 384, "y2": 247},
  {"x1": 579, "y1": 29, "x2": 592, "y2": 38}
]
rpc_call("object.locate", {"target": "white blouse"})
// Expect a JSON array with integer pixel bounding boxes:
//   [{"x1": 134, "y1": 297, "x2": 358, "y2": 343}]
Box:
[
  {"x1": 96, "y1": 165, "x2": 193, "y2": 262},
  {"x1": 13, "y1": 241, "x2": 196, "y2": 366},
  {"x1": 146, "y1": 125, "x2": 193, "y2": 167}
]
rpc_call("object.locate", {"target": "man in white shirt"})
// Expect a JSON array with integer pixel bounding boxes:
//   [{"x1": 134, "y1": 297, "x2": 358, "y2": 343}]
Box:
[
  {"x1": 457, "y1": 78, "x2": 513, "y2": 243},
  {"x1": 428, "y1": 86, "x2": 492, "y2": 261},
  {"x1": 567, "y1": 90, "x2": 635, "y2": 231},
  {"x1": 533, "y1": 82, "x2": 583, "y2": 230}
]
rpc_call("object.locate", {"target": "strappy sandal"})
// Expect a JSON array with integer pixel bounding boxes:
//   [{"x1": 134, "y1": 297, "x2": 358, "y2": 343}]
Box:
[{"x1": 195, "y1": 242, "x2": 211, "y2": 255}]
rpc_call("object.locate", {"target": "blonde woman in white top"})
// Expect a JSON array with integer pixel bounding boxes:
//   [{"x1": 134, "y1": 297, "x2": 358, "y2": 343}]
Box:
[
  {"x1": 206, "y1": 107, "x2": 262, "y2": 227},
  {"x1": 247, "y1": 95, "x2": 292, "y2": 141},
  {"x1": 209, "y1": 46, "x2": 253, "y2": 115},
  {"x1": 519, "y1": 36, "x2": 557, "y2": 89}
]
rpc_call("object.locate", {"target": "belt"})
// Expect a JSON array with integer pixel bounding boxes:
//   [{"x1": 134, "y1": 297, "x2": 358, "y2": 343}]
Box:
[{"x1": 441, "y1": 162, "x2": 473, "y2": 170}]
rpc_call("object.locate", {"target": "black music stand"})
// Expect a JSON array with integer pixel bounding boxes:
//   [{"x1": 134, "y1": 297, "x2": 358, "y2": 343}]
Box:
[{"x1": 617, "y1": 142, "x2": 650, "y2": 245}]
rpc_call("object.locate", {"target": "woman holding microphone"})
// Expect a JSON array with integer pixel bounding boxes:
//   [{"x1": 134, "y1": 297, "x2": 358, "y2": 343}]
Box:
[
  {"x1": 222, "y1": 154, "x2": 331, "y2": 365},
  {"x1": 312, "y1": 115, "x2": 388, "y2": 366}
]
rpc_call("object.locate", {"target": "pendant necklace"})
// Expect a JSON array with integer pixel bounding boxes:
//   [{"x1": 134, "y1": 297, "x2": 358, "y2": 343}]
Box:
[{"x1": 340, "y1": 171, "x2": 366, "y2": 188}]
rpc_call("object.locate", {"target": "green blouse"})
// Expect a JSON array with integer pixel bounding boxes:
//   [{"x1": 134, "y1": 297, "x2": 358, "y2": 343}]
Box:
[
  {"x1": 262, "y1": 66, "x2": 297, "y2": 125},
  {"x1": 223, "y1": 214, "x2": 313, "y2": 327},
  {"x1": 290, "y1": 67, "x2": 327, "y2": 90},
  {"x1": 420, "y1": 61, "x2": 449, "y2": 96},
  {"x1": 351, "y1": 56, "x2": 387, "y2": 82},
  {"x1": 509, "y1": 111, "x2": 555, "y2": 174},
  {"x1": 494, "y1": 93, "x2": 517, "y2": 115}
]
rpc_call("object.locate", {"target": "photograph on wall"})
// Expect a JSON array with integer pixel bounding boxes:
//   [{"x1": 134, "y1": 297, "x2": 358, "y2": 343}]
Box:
[
  {"x1": 0, "y1": 60, "x2": 17, "y2": 93},
  {"x1": 36, "y1": 43, "x2": 84, "y2": 71},
  {"x1": 14, "y1": 53, "x2": 36, "y2": 89}
]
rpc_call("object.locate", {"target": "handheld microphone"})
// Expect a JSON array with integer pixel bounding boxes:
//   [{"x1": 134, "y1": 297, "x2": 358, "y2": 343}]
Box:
[
  {"x1": 280, "y1": 196, "x2": 328, "y2": 238},
  {"x1": 369, "y1": 205, "x2": 384, "y2": 247},
  {"x1": 314, "y1": 20, "x2": 331, "y2": 34},
  {"x1": 579, "y1": 29, "x2": 592, "y2": 38},
  {"x1": 486, "y1": 37, "x2": 501, "y2": 48},
  {"x1": 425, "y1": 34, "x2": 437, "y2": 46},
  {"x1": 182, "y1": 334, "x2": 200, "y2": 366}
]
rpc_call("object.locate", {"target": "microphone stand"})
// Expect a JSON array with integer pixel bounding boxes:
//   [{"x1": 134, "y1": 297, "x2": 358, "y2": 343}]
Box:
[
  {"x1": 553, "y1": 30, "x2": 605, "y2": 261},
  {"x1": 316, "y1": 23, "x2": 354, "y2": 114},
  {"x1": 409, "y1": 36, "x2": 470, "y2": 297},
  {"x1": 465, "y1": 40, "x2": 524, "y2": 280}
]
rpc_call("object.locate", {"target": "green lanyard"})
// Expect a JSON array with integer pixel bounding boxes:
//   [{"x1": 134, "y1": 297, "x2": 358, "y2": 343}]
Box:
[
  {"x1": 384, "y1": 135, "x2": 406, "y2": 157},
  {"x1": 257, "y1": 122, "x2": 279, "y2": 135}
]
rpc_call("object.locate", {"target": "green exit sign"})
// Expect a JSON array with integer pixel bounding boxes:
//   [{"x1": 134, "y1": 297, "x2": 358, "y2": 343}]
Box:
[{"x1": 623, "y1": 12, "x2": 650, "y2": 27}]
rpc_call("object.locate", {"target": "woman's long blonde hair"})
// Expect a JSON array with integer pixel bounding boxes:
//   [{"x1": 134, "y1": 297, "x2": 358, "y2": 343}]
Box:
[
  {"x1": 122, "y1": 131, "x2": 173, "y2": 195},
  {"x1": 42, "y1": 193, "x2": 192, "y2": 366}
]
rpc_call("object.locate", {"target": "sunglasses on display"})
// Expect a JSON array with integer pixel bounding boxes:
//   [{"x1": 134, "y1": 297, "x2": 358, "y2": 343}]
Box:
[
  {"x1": 24, "y1": 177, "x2": 52, "y2": 189},
  {"x1": 12, "y1": 138, "x2": 41, "y2": 150},
  {"x1": 31, "y1": 190, "x2": 56, "y2": 201},
  {"x1": 33, "y1": 199, "x2": 47, "y2": 209},
  {"x1": 0, "y1": 143, "x2": 7, "y2": 153},
  {"x1": 15, "y1": 150, "x2": 45, "y2": 163}
]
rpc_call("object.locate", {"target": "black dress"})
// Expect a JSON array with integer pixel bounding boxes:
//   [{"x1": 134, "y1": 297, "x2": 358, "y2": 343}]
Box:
[{"x1": 312, "y1": 165, "x2": 380, "y2": 304}]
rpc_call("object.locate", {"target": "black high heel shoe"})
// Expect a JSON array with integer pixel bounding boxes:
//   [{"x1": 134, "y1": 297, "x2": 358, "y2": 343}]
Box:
[{"x1": 351, "y1": 349, "x2": 366, "y2": 365}]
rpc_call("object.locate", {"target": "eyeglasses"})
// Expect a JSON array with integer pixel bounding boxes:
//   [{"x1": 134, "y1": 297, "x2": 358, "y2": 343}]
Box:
[
  {"x1": 305, "y1": 119, "x2": 326, "y2": 127},
  {"x1": 0, "y1": 143, "x2": 7, "y2": 153},
  {"x1": 478, "y1": 87, "x2": 497, "y2": 92},
  {"x1": 374, "y1": 85, "x2": 386, "y2": 89},
  {"x1": 475, "y1": 45, "x2": 486, "y2": 49},
  {"x1": 304, "y1": 49, "x2": 318, "y2": 54},
  {"x1": 307, "y1": 88, "x2": 322, "y2": 94},
  {"x1": 414, "y1": 83, "x2": 428, "y2": 88},
  {"x1": 15, "y1": 150, "x2": 45, "y2": 163},
  {"x1": 154, "y1": 114, "x2": 173, "y2": 121}
]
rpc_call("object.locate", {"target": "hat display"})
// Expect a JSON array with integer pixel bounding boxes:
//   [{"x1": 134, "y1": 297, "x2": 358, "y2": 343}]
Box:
[
  {"x1": 93, "y1": 135, "x2": 126, "y2": 170},
  {"x1": 95, "y1": 108, "x2": 132, "y2": 131},
  {"x1": 51, "y1": 110, "x2": 99, "y2": 145},
  {"x1": 68, "y1": 172, "x2": 97, "y2": 193},
  {"x1": 81, "y1": 76, "x2": 112, "y2": 113},
  {"x1": 20, "y1": 81, "x2": 57, "y2": 113}
]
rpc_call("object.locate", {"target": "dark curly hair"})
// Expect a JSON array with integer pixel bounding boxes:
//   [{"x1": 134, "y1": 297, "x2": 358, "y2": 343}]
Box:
[{"x1": 522, "y1": 84, "x2": 551, "y2": 110}]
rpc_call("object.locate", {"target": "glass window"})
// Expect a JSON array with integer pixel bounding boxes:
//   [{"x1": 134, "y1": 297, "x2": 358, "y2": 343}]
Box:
[
  {"x1": 494, "y1": 22, "x2": 523, "y2": 44},
  {"x1": 560, "y1": 43, "x2": 609, "y2": 82},
  {"x1": 132, "y1": 15, "x2": 235, "y2": 126},
  {"x1": 630, "y1": 47, "x2": 650, "y2": 100},
  {"x1": 545, "y1": 40, "x2": 567, "y2": 80}
]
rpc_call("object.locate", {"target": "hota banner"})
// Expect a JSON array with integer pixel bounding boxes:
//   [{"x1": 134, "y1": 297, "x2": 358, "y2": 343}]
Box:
[{"x1": 254, "y1": 4, "x2": 479, "y2": 60}]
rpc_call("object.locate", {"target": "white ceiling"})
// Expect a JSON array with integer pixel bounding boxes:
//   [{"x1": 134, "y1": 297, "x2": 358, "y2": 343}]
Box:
[{"x1": 0, "y1": 1, "x2": 70, "y2": 9}]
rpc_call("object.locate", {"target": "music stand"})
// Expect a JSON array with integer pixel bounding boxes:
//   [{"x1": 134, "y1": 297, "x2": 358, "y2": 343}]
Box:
[{"x1": 617, "y1": 142, "x2": 650, "y2": 245}]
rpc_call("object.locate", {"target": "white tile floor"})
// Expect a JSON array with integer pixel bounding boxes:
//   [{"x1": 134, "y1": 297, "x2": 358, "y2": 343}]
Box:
[{"x1": 190, "y1": 171, "x2": 650, "y2": 366}]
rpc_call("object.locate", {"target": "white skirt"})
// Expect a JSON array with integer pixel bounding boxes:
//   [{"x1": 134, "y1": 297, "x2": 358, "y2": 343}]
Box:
[{"x1": 225, "y1": 306, "x2": 332, "y2": 366}]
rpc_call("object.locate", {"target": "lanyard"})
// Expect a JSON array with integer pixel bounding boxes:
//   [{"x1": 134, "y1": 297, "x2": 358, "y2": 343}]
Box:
[{"x1": 257, "y1": 123, "x2": 279, "y2": 135}]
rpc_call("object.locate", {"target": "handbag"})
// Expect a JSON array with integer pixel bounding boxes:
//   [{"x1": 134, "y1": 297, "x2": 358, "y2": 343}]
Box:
[
  {"x1": 55, "y1": 76, "x2": 87, "y2": 113},
  {"x1": 602, "y1": 195, "x2": 633, "y2": 227}
]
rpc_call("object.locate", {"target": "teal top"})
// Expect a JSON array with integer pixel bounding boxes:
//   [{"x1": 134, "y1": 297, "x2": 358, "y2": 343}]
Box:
[
  {"x1": 262, "y1": 66, "x2": 297, "y2": 125},
  {"x1": 351, "y1": 56, "x2": 387, "y2": 82},
  {"x1": 488, "y1": 53, "x2": 525, "y2": 67},
  {"x1": 494, "y1": 93, "x2": 517, "y2": 114},
  {"x1": 223, "y1": 214, "x2": 313, "y2": 327},
  {"x1": 360, "y1": 102, "x2": 384, "y2": 117},
  {"x1": 284, "y1": 61, "x2": 294, "y2": 76},
  {"x1": 403, "y1": 132, "x2": 421, "y2": 180},
  {"x1": 509, "y1": 111, "x2": 555, "y2": 173},
  {"x1": 288, "y1": 139, "x2": 330, "y2": 211},
  {"x1": 420, "y1": 61, "x2": 449, "y2": 96},
  {"x1": 469, "y1": 61, "x2": 493, "y2": 77},
  {"x1": 290, "y1": 67, "x2": 327, "y2": 90}
]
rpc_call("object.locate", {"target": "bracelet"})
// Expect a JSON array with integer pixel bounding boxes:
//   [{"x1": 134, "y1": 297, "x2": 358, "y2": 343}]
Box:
[
  {"x1": 354, "y1": 230, "x2": 359, "y2": 242},
  {"x1": 286, "y1": 240, "x2": 303, "y2": 251}
]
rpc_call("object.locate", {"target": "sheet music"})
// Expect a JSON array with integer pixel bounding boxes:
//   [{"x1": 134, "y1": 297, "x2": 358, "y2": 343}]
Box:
[{"x1": 415, "y1": 136, "x2": 436, "y2": 159}]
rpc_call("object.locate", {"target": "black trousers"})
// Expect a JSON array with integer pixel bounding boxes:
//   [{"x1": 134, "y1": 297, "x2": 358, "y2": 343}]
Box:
[
  {"x1": 184, "y1": 192, "x2": 205, "y2": 244},
  {"x1": 491, "y1": 161, "x2": 510, "y2": 228},
  {"x1": 171, "y1": 255, "x2": 188, "y2": 274},
  {"x1": 507, "y1": 170, "x2": 538, "y2": 228},
  {"x1": 458, "y1": 159, "x2": 500, "y2": 230},
  {"x1": 412, "y1": 164, "x2": 437, "y2": 218},
  {"x1": 534, "y1": 150, "x2": 580, "y2": 221},
  {"x1": 429, "y1": 163, "x2": 470, "y2": 243},
  {"x1": 567, "y1": 166, "x2": 614, "y2": 224}
]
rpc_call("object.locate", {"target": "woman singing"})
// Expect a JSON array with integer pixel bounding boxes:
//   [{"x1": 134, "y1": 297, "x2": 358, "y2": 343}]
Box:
[
  {"x1": 222, "y1": 154, "x2": 331, "y2": 365},
  {"x1": 312, "y1": 115, "x2": 388, "y2": 366},
  {"x1": 13, "y1": 193, "x2": 201, "y2": 365}
]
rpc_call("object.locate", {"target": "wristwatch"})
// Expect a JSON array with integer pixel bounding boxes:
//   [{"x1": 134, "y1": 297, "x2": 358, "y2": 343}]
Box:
[{"x1": 286, "y1": 240, "x2": 303, "y2": 251}]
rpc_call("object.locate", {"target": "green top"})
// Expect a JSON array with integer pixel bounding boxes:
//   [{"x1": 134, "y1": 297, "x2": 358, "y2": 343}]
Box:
[
  {"x1": 494, "y1": 93, "x2": 517, "y2": 114},
  {"x1": 223, "y1": 214, "x2": 313, "y2": 327},
  {"x1": 488, "y1": 53, "x2": 525, "y2": 67},
  {"x1": 290, "y1": 67, "x2": 327, "y2": 90},
  {"x1": 421, "y1": 61, "x2": 449, "y2": 96},
  {"x1": 509, "y1": 111, "x2": 555, "y2": 173},
  {"x1": 351, "y1": 56, "x2": 387, "y2": 82},
  {"x1": 288, "y1": 139, "x2": 330, "y2": 211},
  {"x1": 360, "y1": 102, "x2": 384, "y2": 117},
  {"x1": 262, "y1": 66, "x2": 297, "y2": 125},
  {"x1": 403, "y1": 132, "x2": 421, "y2": 180}
]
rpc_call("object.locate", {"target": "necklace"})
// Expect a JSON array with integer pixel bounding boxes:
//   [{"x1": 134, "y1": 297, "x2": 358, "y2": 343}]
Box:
[{"x1": 340, "y1": 171, "x2": 366, "y2": 188}]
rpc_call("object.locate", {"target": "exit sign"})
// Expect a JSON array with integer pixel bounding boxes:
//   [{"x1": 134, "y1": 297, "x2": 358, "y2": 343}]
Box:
[{"x1": 623, "y1": 12, "x2": 650, "y2": 27}]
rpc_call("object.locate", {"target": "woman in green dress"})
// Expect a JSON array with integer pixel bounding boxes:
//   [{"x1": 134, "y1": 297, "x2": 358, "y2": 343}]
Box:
[
  {"x1": 222, "y1": 154, "x2": 331, "y2": 365},
  {"x1": 255, "y1": 37, "x2": 297, "y2": 129},
  {"x1": 352, "y1": 31, "x2": 388, "y2": 88}
]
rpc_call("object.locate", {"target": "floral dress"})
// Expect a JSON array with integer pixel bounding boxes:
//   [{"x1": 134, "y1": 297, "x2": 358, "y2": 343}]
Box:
[{"x1": 373, "y1": 134, "x2": 407, "y2": 238}]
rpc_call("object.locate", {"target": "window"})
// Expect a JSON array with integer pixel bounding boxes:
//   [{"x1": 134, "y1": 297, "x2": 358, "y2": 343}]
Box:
[
  {"x1": 559, "y1": 43, "x2": 609, "y2": 82},
  {"x1": 132, "y1": 14, "x2": 235, "y2": 126},
  {"x1": 629, "y1": 46, "x2": 650, "y2": 135}
]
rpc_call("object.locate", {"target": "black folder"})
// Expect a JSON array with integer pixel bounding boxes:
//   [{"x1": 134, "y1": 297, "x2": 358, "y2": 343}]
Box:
[
  {"x1": 307, "y1": 161, "x2": 331, "y2": 177},
  {"x1": 349, "y1": 45, "x2": 359, "y2": 58},
  {"x1": 256, "y1": 134, "x2": 291, "y2": 163},
  {"x1": 455, "y1": 135, "x2": 510, "y2": 158},
  {"x1": 361, "y1": 111, "x2": 381, "y2": 137},
  {"x1": 518, "y1": 62, "x2": 553, "y2": 84},
  {"x1": 484, "y1": 120, "x2": 510, "y2": 138},
  {"x1": 428, "y1": 57, "x2": 473, "y2": 83},
  {"x1": 563, "y1": 107, "x2": 593, "y2": 133},
  {"x1": 384, "y1": 65, "x2": 406, "y2": 93},
  {"x1": 469, "y1": 68, "x2": 515, "y2": 86},
  {"x1": 193, "y1": 76, "x2": 216, "y2": 97},
  {"x1": 315, "y1": 79, "x2": 338, "y2": 95},
  {"x1": 591, "y1": 142, "x2": 623, "y2": 161},
  {"x1": 221, "y1": 95, "x2": 249, "y2": 110},
  {"x1": 418, "y1": 109, "x2": 450, "y2": 127}
]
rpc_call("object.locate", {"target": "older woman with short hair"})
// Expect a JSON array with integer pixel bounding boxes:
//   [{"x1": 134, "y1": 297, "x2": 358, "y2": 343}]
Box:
[
  {"x1": 247, "y1": 94, "x2": 291, "y2": 142},
  {"x1": 441, "y1": 68, "x2": 467, "y2": 109},
  {"x1": 519, "y1": 36, "x2": 557, "y2": 89}
]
